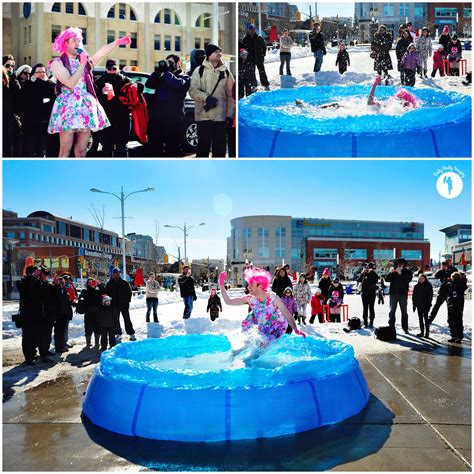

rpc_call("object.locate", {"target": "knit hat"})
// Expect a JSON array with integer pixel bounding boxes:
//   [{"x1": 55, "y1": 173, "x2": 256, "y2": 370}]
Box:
[
  {"x1": 205, "y1": 43, "x2": 221, "y2": 59},
  {"x1": 451, "y1": 46, "x2": 458, "y2": 53},
  {"x1": 331, "y1": 291, "x2": 339, "y2": 298},
  {"x1": 105, "y1": 59, "x2": 117, "y2": 69},
  {"x1": 442, "y1": 25, "x2": 449, "y2": 34},
  {"x1": 284, "y1": 286, "x2": 293, "y2": 295},
  {"x1": 314, "y1": 288, "x2": 322, "y2": 295},
  {"x1": 239, "y1": 48, "x2": 249, "y2": 59},
  {"x1": 452, "y1": 34, "x2": 458, "y2": 41},
  {"x1": 112, "y1": 267, "x2": 121, "y2": 274},
  {"x1": 16, "y1": 64, "x2": 32, "y2": 77},
  {"x1": 248, "y1": 24, "x2": 256, "y2": 30},
  {"x1": 322, "y1": 268, "x2": 330, "y2": 277},
  {"x1": 438, "y1": 44, "x2": 444, "y2": 50},
  {"x1": 102, "y1": 294, "x2": 112, "y2": 305},
  {"x1": 408, "y1": 42, "x2": 416, "y2": 50}
]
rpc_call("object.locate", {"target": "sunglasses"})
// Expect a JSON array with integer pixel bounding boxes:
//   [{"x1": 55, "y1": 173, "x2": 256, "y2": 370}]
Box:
[
  {"x1": 21, "y1": 71, "x2": 31, "y2": 75},
  {"x1": 108, "y1": 67, "x2": 118, "y2": 71},
  {"x1": 5, "y1": 63, "x2": 14, "y2": 68}
]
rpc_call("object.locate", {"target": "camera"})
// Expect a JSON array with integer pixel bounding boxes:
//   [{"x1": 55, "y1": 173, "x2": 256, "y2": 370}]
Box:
[{"x1": 154, "y1": 60, "x2": 171, "y2": 75}]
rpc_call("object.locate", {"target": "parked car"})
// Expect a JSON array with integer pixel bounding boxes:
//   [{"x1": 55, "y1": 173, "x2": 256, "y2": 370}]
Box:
[{"x1": 90, "y1": 67, "x2": 198, "y2": 155}]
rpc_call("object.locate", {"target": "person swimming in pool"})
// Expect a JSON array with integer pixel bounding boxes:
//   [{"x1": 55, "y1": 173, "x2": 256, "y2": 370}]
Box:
[{"x1": 295, "y1": 75, "x2": 419, "y2": 111}]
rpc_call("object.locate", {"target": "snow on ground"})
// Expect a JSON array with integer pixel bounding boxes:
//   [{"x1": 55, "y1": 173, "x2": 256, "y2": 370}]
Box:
[{"x1": 260, "y1": 44, "x2": 472, "y2": 96}]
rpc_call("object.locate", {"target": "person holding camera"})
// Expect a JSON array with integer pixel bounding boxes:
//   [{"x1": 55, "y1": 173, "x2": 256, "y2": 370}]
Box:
[
  {"x1": 385, "y1": 258, "x2": 413, "y2": 334},
  {"x1": 145, "y1": 54, "x2": 190, "y2": 157},
  {"x1": 357, "y1": 263, "x2": 379, "y2": 328},
  {"x1": 429, "y1": 259, "x2": 458, "y2": 324},
  {"x1": 189, "y1": 43, "x2": 235, "y2": 157},
  {"x1": 178, "y1": 265, "x2": 197, "y2": 319}
]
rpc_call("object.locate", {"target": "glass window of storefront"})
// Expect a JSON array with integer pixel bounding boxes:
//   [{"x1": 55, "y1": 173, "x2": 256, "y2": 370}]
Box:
[
  {"x1": 344, "y1": 248, "x2": 368, "y2": 260},
  {"x1": 401, "y1": 249, "x2": 422, "y2": 260},
  {"x1": 258, "y1": 227, "x2": 269, "y2": 258},
  {"x1": 374, "y1": 249, "x2": 394, "y2": 259},
  {"x1": 313, "y1": 248, "x2": 338, "y2": 259},
  {"x1": 275, "y1": 227, "x2": 286, "y2": 258}
]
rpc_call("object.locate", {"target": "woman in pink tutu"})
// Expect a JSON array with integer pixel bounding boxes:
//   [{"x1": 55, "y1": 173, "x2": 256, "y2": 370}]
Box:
[
  {"x1": 48, "y1": 27, "x2": 131, "y2": 157},
  {"x1": 219, "y1": 268, "x2": 305, "y2": 355}
]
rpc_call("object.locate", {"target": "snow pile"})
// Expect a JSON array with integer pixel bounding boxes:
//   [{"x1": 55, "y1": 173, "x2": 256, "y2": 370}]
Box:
[{"x1": 265, "y1": 45, "x2": 314, "y2": 63}]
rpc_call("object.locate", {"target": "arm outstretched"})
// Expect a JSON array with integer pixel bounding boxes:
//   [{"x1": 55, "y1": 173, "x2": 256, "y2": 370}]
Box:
[
  {"x1": 367, "y1": 75, "x2": 382, "y2": 105},
  {"x1": 90, "y1": 35, "x2": 131, "y2": 67},
  {"x1": 219, "y1": 272, "x2": 247, "y2": 306}
]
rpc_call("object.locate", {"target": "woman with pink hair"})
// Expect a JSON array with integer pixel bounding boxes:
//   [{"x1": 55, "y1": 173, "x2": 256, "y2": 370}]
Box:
[
  {"x1": 367, "y1": 75, "x2": 419, "y2": 109},
  {"x1": 219, "y1": 268, "x2": 305, "y2": 353},
  {"x1": 48, "y1": 27, "x2": 131, "y2": 157}
]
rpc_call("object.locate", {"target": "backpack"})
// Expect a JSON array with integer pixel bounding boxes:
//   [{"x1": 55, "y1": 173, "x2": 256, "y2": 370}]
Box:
[
  {"x1": 348, "y1": 317, "x2": 361, "y2": 330},
  {"x1": 75, "y1": 297, "x2": 86, "y2": 315},
  {"x1": 374, "y1": 326, "x2": 397, "y2": 341},
  {"x1": 198, "y1": 65, "x2": 230, "y2": 79}
]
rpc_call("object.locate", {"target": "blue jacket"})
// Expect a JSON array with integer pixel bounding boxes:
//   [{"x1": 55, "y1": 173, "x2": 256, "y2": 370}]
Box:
[{"x1": 145, "y1": 70, "x2": 190, "y2": 122}]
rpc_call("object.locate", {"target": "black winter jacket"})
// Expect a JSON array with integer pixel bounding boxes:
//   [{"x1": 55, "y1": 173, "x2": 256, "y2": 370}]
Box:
[
  {"x1": 271, "y1": 276, "x2": 293, "y2": 297},
  {"x1": 412, "y1": 281, "x2": 433, "y2": 310},
  {"x1": 95, "y1": 72, "x2": 131, "y2": 124},
  {"x1": 79, "y1": 285, "x2": 105, "y2": 311},
  {"x1": 309, "y1": 31, "x2": 326, "y2": 54},
  {"x1": 105, "y1": 278, "x2": 132, "y2": 309},
  {"x1": 446, "y1": 279, "x2": 467, "y2": 308},
  {"x1": 318, "y1": 276, "x2": 332, "y2": 299},
  {"x1": 47, "y1": 284, "x2": 73, "y2": 321},
  {"x1": 357, "y1": 270, "x2": 379, "y2": 295},
  {"x1": 385, "y1": 268, "x2": 413, "y2": 296},
  {"x1": 207, "y1": 294, "x2": 222, "y2": 313},
  {"x1": 328, "y1": 283, "x2": 344, "y2": 301},
  {"x1": 18, "y1": 79, "x2": 56, "y2": 125},
  {"x1": 242, "y1": 33, "x2": 267, "y2": 63},
  {"x1": 178, "y1": 274, "x2": 197, "y2": 298},
  {"x1": 18, "y1": 275, "x2": 45, "y2": 323},
  {"x1": 336, "y1": 50, "x2": 350, "y2": 67}
]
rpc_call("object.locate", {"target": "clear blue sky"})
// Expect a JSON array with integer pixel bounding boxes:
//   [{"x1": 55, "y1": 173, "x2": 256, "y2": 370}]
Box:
[
  {"x1": 296, "y1": 2, "x2": 355, "y2": 20},
  {"x1": 2, "y1": 160, "x2": 471, "y2": 261}
]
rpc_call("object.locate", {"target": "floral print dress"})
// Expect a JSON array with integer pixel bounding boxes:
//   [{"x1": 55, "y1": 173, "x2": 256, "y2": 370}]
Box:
[
  {"x1": 242, "y1": 294, "x2": 288, "y2": 344},
  {"x1": 48, "y1": 58, "x2": 110, "y2": 134}
]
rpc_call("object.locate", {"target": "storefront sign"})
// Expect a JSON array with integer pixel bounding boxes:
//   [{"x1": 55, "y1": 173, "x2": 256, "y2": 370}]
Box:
[
  {"x1": 83, "y1": 249, "x2": 114, "y2": 260},
  {"x1": 296, "y1": 219, "x2": 331, "y2": 228}
]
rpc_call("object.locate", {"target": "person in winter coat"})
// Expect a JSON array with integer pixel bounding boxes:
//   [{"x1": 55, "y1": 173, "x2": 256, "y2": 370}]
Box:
[
  {"x1": 145, "y1": 55, "x2": 190, "y2": 157},
  {"x1": 335, "y1": 42, "x2": 350, "y2": 75},
  {"x1": 371, "y1": 25, "x2": 393, "y2": 79},
  {"x1": 279, "y1": 29, "x2": 293, "y2": 76},
  {"x1": 385, "y1": 258, "x2": 414, "y2": 334},
  {"x1": 309, "y1": 23, "x2": 326, "y2": 73},
  {"x1": 318, "y1": 268, "x2": 332, "y2": 301},
  {"x1": 3, "y1": 66, "x2": 17, "y2": 157},
  {"x1": 242, "y1": 24, "x2": 269, "y2": 90},
  {"x1": 61, "y1": 273, "x2": 77, "y2": 349},
  {"x1": 310, "y1": 288, "x2": 325, "y2": 324},
  {"x1": 415, "y1": 27, "x2": 432, "y2": 78},
  {"x1": 447, "y1": 34, "x2": 462, "y2": 56},
  {"x1": 429, "y1": 260, "x2": 458, "y2": 323},
  {"x1": 401, "y1": 43, "x2": 421, "y2": 86},
  {"x1": 293, "y1": 274, "x2": 311, "y2": 324},
  {"x1": 412, "y1": 274, "x2": 433, "y2": 338},
  {"x1": 447, "y1": 47, "x2": 461, "y2": 76},
  {"x1": 178, "y1": 265, "x2": 197, "y2": 319},
  {"x1": 49, "y1": 275, "x2": 74, "y2": 354},
  {"x1": 95, "y1": 59, "x2": 132, "y2": 157},
  {"x1": 438, "y1": 26, "x2": 451, "y2": 53},
  {"x1": 432, "y1": 45, "x2": 446, "y2": 77},
  {"x1": 17, "y1": 63, "x2": 56, "y2": 157},
  {"x1": 446, "y1": 272, "x2": 467, "y2": 343},
  {"x1": 396, "y1": 30, "x2": 412, "y2": 85},
  {"x1": 271, "y1": 267, "x2": 293, "y2": 298},
  {"x1": 377, "y1": 278, "x2": 386, "y2": 305},
  {"x1": 328, "y1": 291, "x2": 343, "y2": 323},
  {"x1": 281, "y1": 286, "x2": 298, "y2": 333},
  {"x1": 189, "y1": 43, "x2": 235, "y2": 157},
  {"x1": 189, "y1": 48, "x2": 206, "y2": 76},
  {"x1": 207, "y1": 287, "x2": 223, "y2": 321},
  {"x1": 145, "y1": 272, "x2": 161, "y2": 322},
  {"x1": 238, "y1": 48, "x2": 257, "y2": 99},
  {"x1": 97, "y1": 294, "x2": 117, "y2": 351},
  {"x1": 328, "y1": 278, "x2": 344, "y2": 302},
  {"x1": 357, "y1": 262, "x2": 379, "y2": 328},
  {"x1": 105, "y1": 267, "x2": 135, "y2": 340},
  {"x1": 78, "y1": 277, "x2": 105, "y2": 349}
]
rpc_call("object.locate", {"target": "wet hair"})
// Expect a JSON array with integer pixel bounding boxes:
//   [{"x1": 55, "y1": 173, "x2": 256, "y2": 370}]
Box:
[
  {"x1": 244, "y1": 268, "x2": 272, "y2": 291},
  {"x1": 53, "y1": 27, "x2": 83, "y2": 54}
]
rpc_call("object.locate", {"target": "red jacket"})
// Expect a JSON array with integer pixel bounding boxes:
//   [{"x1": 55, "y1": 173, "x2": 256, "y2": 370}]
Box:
[
  {"x1": 433, "y1": 50, "x2": 445, "y2": 69},
  {"x1": 311, "y1": 294, "x2": 325, "y2": 314},
  {"x1": 119, "y1": 83, "x2": 149, "y2": 143}
]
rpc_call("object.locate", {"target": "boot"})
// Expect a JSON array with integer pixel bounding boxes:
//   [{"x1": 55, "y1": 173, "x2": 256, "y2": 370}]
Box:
[
  {"x1": 94, "y1": 333, "x2": 100, "y2": 349},
  {"x1": 302, "y1": 317, "x2": 307, "y2": 325},
  {"x1": 369, "y1": 319, "x2": 374, "y2": 329},
  {"x1": 363, "y1": 319, "x2": 368, "y2": 329},
  {"x1": 295, "y1": 314, "x2": 301, "y2": 324},
  {"x1": 309, "y1": 315, "x2": 315, "y2": 324},
  {"x1": 85, "y1": 335, "x2": 91, "y2": 348}
]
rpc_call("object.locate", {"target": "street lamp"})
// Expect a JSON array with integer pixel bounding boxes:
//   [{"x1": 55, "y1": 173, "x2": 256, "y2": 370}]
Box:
[
  {"x1": 164, "y1": 222, "x2": 206, "y2": 264},
  {"x1": 90, "y1": 186, "x2": 155, "y2": 280}
]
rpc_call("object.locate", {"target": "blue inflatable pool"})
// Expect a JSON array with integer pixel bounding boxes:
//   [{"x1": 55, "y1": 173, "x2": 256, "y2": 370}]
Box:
[
  {"x1": 239, "y1": 85, "x2": 472, "y2": 157},
  {"x1": 82, "y1": 334, "x2": 370, "y2": 442}
]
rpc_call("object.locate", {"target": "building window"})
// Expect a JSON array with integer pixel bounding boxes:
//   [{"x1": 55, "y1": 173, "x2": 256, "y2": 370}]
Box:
[
  {"x1": 82, "y1": 28, "x2": 87, "y2": 45},
  {"x1": 52, "y1": 2, "x2": 61, "y2": 12},
  {"x1": 175, "y1": 36, "x2": 181, "y2": 52},
  {"x1": 19, "y1": 232, "x2": 25, "y2": 239},
  {"x1": 242, "y1": 228, "x2": 252, "y2": 255},
  {"x1": 66, "y1": 2, "x2": 74, "y2": 14},
  {"x1": 42, "y1": 224, "x2": 53, "y2": 233},
  {"x1": 164, "y1": 35, "x2": 171, "y2": 51},
  {"x1": 78, "y1": 3, "x2": 86, "y2": 15},
  {"x1": 6, "y1": 232, "x2": 16, "y2": 239},
  {"x1": 435, "y1": 7, "x2": 458, "y2": 18},
  {"x1": 464, "y1": 8, "x2": 472, "y2": 18},
  {"x1": 399, "y1": 3, "x2": 410, "y2": 16},
  {"x1": 175, "y1": 13, "x2": 181, "y2": 25},
  {"x1": 154, "y1": 35, "x2": 161, "y2": 50},
  {"x1": 164, "y1": 8, "x2": 171, "y2": 24},
  {"x1": 313, "y1": 248, "x2": 338, "y2": 259},
  {"x1": 344, "y1": 249, "x2": 368, "y2": 260},
  {"x1": 119, "y1": 31, "x2": 126, "y2": 47},
  {"x1": 401, "y1": 249, "x2": 423, "y2": 260},
  {"x1": 29, "y1": 233, "x2": 33, "y2": 240},
  {"x1": 107, "y1": 30, "x2": 115, "y2": 44},
  {"x1": 107, "y1": 6, "x2": 115, "y2": 18},
  {"x1": 57, "y1": 221, "x2": 67, "y2": 236},
  {"x1": 119, "y1": 3, "x2": 126, "y2": 20},
  {"x1": 195, "y1": 13, "x2": 212, "y2": 28},
  {"x1": 130, "y1": 32, "x2": 137, "y2": 49},
  {"x1": 28, "y1": 26, "x2": 32, "y2": 44},
  {"x1": 195, "y1": 38, "x2": 201, "y2": 49},
  {"x1": 119, "y1": 60, "x2": 127, "y2": 69},
  {"x1": 414, "y1": 3, "x2": 426, "y2": 17},
  {"x1": 258, "y1": 227, "x2": 269, "y2": 258},
  {"x1": 275, "y1": 227, "x2": 286, "y2": 258},
  {"x1": 373, "y1": 249, "x2": 394, "y2": 260},
  {"x1": 204, "y1": 38, "x2": 211, "y2": 47},
  {"x1": 154, "y1": 11, "x2": 161, "y2": 23},
  {"x1": 130, "y1": 60, "x2": 138, "y2": 67},
  {"x1": 383, "y1": 3, "x2": 394, "y2": 16},
  {"x1": 130, "y1": 8, "x2": 137, "y2": 21},
  {"x1": 24, "y1": 27, "x2": 27, "y2": 45}
]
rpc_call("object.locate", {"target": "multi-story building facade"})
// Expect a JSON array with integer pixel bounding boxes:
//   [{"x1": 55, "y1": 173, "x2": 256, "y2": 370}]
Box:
[
  {"x1": 427, "y1": 3, "x2": 472, "y2": 37},
  {"x1": 3, "y1": 2, "x2": 236, "y2": 74},
  {"x1": 228, "y1": 215, "x2": 430, "y2": 284},
  {"x1": 126, "y1": 232, "x2": 156, "y2": 261},
  {"x1": 439, "y1": 224, "x2": 471, "y2": 268}
]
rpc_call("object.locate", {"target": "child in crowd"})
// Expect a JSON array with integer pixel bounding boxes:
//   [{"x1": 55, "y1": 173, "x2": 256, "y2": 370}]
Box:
[
  {"x1": 412, "y1": 274, "x2": 433, "y2": 338},
  {"x1": 400, "y1": 43, "x2": 421, "y2": 86},
  {"x1": 335, "y1": 42, "x2": 350, "y2": 75},
  {"x1": 377, "y1": 278, "x2": 386, "y2": 305},
  {"x1": 431, "y1": 45, "x2": 446, "y2": 77},
  {"x1": 415, "y1": 27, "x2": 432, "y2": 78},
  {"x1": 294, "y1": 273, "x2": 311, "y2": 325},
  {"x1": 97, "y1": 294, "x2": 117, "y2": 351},
  {"x1": 328, "y1": 290, "x2": 343, "y2": 323},
  {"x1": 447, "y1": 46, "x2": 461, "y2": 76},
  {"x1": 238, "y1": 48, "x2": 257, "y2": 99},
  {"x1": 328, "y1": 277, "x2": 344, "y2": 301},
  {"x1": 310, "y1": 288, "x2": 325, "y2": 323},
  {"x1": 446, "y1": 272, "x2": 468, "y2": 343},
  {"x1": 207, "y1": 287, "x2": 223, "y2": 321},
  {"x1": 281, "y1": 286, "x2": 298, "y2": 333}
]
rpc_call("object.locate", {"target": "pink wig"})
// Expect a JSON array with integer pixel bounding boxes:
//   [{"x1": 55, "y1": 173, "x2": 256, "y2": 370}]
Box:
[
  {"x1": 395, "y1": 88, "x2": 419, "y2": 109},
  {"x1": 53, "y1": 27, "x2": 83, "y2": 54},
  {"x1": 244, "y1": 268, "x2": 272, "y2": 291}
]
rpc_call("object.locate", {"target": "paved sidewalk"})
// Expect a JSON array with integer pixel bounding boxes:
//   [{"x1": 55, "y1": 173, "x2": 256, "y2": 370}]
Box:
[{"x1": 2, "y1": 337, "x2": 471, "y2": 471}]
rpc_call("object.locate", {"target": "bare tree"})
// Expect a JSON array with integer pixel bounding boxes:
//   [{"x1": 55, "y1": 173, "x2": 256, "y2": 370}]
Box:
[{"x1": 88, "y1": 204, "x2": 111, "y2": 278}]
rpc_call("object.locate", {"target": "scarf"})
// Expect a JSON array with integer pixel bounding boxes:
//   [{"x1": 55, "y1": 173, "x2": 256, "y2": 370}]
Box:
[{"x1": 55, "y1": 53, "x2": 97, "y2": 98}]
